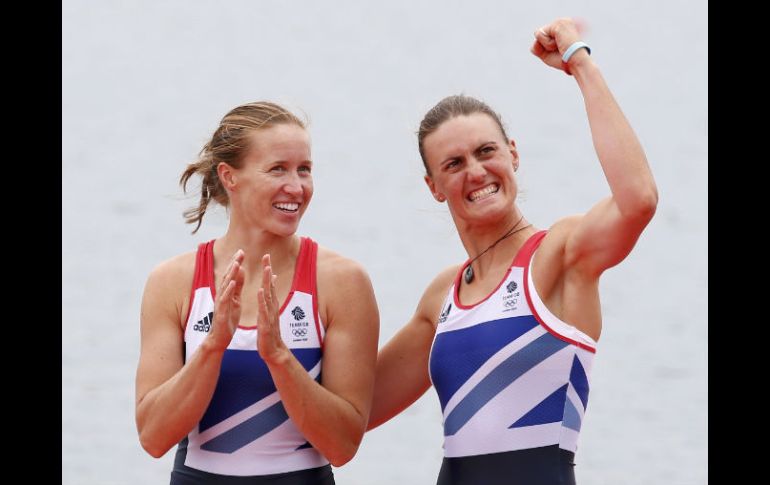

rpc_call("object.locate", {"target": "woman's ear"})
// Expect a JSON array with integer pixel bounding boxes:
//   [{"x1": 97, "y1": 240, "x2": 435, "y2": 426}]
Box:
[
  {"x1": 217, "y1": 162, "x2": 237, "y2": 191},
  {"x1": 424, "y1": 175, "x2": 445, "y2": 202},
  {"x1": 509, "y1": 139, "x2": 519, "y2": 171}
]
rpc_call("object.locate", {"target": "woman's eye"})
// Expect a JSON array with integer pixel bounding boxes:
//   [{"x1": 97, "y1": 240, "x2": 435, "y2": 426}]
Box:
[
  {"x1": 270, "y1": 166, "x2": 286, "y2": 172},
  {"x1": 299, "y1": 166, "x2": 312, "y2": 173}
]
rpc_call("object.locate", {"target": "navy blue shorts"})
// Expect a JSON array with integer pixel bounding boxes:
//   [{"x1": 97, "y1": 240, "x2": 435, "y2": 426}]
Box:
[
  {"x1": 436, "y1": 445, "x2": 576, "y2": 485},
  {"x1": 170, "y1": 442, "x2": 334, "y2": 485}
]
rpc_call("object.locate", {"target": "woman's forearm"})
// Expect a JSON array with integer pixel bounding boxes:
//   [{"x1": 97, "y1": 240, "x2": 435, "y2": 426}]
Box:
[
  {"x1": 572, "y1": 53, "x2": 658, "y2": 216},
  {"x1": 136, "y1": 341, "x2": 225, "y2": 458}
]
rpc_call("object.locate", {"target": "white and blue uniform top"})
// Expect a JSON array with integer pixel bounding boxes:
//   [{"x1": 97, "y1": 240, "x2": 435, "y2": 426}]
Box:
[
  {"x1": 176, "y1": 237, "x2": 327, "y2": 477},
  {"x1": 429, "y1": 231, "x2": 597, "y2": 459}
]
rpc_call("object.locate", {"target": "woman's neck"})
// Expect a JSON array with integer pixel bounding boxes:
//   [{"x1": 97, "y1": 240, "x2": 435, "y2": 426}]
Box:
[
  {"x1": 456, "y1": 210, "x2": 535, "y2": 283},
  {"x1": 215, "y1": 226, "x2": 300, "y2": 276},
  {"x1": 456, "y1": 209, "x2": 525, "y2": 256}
]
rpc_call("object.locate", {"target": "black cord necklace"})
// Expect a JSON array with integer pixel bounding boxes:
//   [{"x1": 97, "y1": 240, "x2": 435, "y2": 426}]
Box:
[{"x1": 464, "y1": 214, "x2": 531, "y2": 284}]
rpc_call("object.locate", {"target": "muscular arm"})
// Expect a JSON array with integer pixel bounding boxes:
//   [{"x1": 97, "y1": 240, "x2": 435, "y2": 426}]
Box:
[
  {"x1": 566, "y1": 52, "x2": 658, "y2": 273},
  {"x1": 368, "y1": 266, "x2": 457, "y2": 430},
  {"x1": 258, "y1": 254, "x2": 379, "y2": 467},
  {"x1": 534, "y1": 20, "x2": 658, "y2": 276},
  {"x1": 135, "y1": 252, "x2": 244, "y2": 458},
  {"x1": 526, "y1": 19, "x2": 659, "y2": 342}
]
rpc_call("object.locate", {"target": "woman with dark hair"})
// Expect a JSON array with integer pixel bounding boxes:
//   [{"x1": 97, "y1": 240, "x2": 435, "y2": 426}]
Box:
[{"x1": 369, "y1": 18, "x2": 657, "y2": 485}]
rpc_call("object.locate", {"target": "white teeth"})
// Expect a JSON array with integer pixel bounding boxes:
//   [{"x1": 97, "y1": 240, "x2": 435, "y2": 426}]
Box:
[
  {"x1": 468, "y1": 184, "x2": 499, "y2": 201},
  {"x1": 274, "y1": 202, "x2": 299, "y2": 212}
]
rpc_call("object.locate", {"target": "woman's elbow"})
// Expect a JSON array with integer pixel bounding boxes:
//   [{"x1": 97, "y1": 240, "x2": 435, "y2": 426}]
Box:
[
  {"x1": 140, "y1": 442, "x2": 166, "y2": 459},
  {"x1": 636, "y1": 189, "x2": 658, "y2": 222},
  {"x1": 325, "y1": 435, "x2": 362, "y2": 467},
  {"x1": 625, "y1": 187, "x2": 658, "y2": 224},
  {"x1": 327, "y1": 447, "x2": 358, "y2": 467},
  {"x1": 139, "y1": 429, "x2": 172, "y2": 459}
]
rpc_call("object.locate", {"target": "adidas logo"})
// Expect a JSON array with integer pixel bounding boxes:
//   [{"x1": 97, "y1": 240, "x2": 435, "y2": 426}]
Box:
[
  {"x1": 193, "y1": 311, "x2": 214, "y2": 333},
  {"x1": 438, "y1": 303, "x2": 452, "y2": 324}
]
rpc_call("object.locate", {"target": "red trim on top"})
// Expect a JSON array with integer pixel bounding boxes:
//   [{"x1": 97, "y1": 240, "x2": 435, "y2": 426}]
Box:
[
  {"x1": 306, "y1": 238, "x2": 324, "y2": 349},
  {"x1": 271, "y1": 236, "x2": 308, "y2": 320},
  {"x1": 294, "y1": 236, "x2": 314, "y2": 294},
  {"x1": 453, "y1": 231, "x2": 546, "y2": 310},
  {"x1": 185, "y1": 237, "x2": 323, "y2": 340},
  {"x1": 521, "y1": 231, "x2": 596, "y2": 353},
  {"x1": 205, "y1": 241, "x2": 217, "y2": 301},
  {"x1": 183, "y1": 240, "x2": 216, "y2": 331},
  {"x1": 237, "y1": 238, "x2": 305, "y2": 330},
  {"x1": 453, "y1": 263, "x2": 513, "y2": 310},
  {"x1": 259, "y1": 236, "x2": 322, "y2": 347},
  {"x1": 512, "y1": 231, "x2": 547, "y2": 268}
]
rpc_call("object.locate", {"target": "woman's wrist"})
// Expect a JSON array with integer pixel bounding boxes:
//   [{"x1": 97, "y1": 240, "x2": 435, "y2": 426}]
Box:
[
  {"x1": 263, "y1": 346, "x2": 293, "y2": 367},
  {"x1": 199, "y1": 338, "x2": 228, "y2": 358},
  {"x1": 567, "y1": 48, "x2": 595, "y2": 74}
]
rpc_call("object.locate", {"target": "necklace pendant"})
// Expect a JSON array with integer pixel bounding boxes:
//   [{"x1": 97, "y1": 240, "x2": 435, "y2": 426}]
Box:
[{"x1": 464, "y1": 265, "x2": 474, "y2": 284}]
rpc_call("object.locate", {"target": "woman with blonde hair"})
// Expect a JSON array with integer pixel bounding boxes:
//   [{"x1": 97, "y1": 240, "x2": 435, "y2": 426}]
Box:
[{"x1": 135, "y1": 101, "x2": 379, "y2": 484}]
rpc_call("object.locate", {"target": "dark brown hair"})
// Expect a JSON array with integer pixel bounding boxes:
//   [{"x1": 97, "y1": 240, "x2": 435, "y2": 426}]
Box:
[{"x1": 417, "y1": 95, "x2": 508, "y2": 174}]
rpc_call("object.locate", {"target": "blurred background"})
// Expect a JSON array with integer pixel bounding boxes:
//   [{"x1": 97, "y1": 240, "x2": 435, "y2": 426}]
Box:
[{"x1": 62, "y1": 1, "x2": 707, "y2": 484}]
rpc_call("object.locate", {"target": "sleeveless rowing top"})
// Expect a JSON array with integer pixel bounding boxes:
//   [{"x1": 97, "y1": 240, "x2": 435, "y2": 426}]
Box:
[
  {"x1": 429, "y1": 231, "x2": 597, "y2": 459},
  {"x1": 173, "y1": 236, "x2": 327, "y2": 477}
]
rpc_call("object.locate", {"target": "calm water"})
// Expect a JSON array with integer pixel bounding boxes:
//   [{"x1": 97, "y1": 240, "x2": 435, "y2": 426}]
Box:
[{"x1": 62, "y1": 1, "x2": 707, "y2": 483}]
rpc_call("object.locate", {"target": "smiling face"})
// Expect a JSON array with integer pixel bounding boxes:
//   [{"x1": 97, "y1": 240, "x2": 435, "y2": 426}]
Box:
[
  {"x1": 423, "y1": 113, "x2": 519, "y2": 228},
  {"x1": 222, "y1": 123, "x2": 313, "y2": 237}
]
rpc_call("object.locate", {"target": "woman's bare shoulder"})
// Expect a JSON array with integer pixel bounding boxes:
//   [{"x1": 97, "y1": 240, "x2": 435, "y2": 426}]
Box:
[
  {"x1": 147, "y1": 250, "x2": 197, "y2": 287},
  {"x1": 142, "y1": 250, "x2": 198, "y2": 325},
  {"x1": 315, "y1": 245, "x2": 369, "y2": 285}
]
